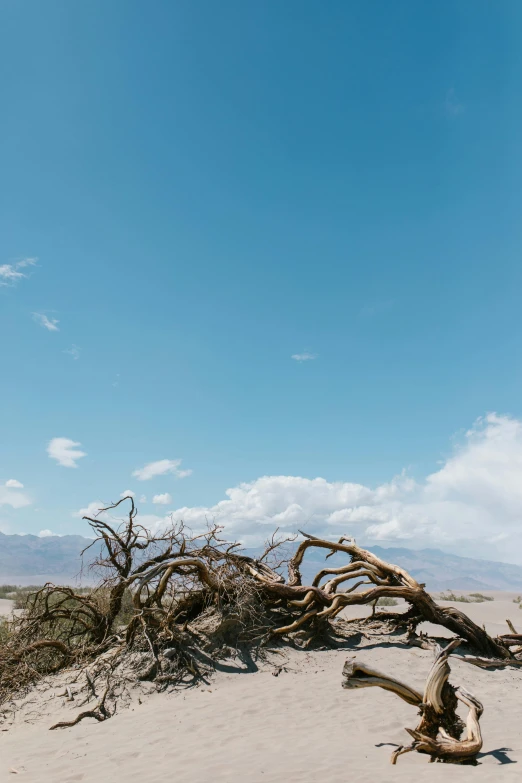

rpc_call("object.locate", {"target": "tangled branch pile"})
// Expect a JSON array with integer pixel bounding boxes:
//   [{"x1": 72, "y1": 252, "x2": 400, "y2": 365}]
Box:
[{"x1": 1, "y1": 496, "x2": 521, "y2": 726}]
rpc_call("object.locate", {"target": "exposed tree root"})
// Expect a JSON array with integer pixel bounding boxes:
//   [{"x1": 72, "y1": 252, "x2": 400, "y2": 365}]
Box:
[
  {"x1": 50, "y1": 680, "x2": 112, "y2": 730},
  {"x1": 342, "y1": 639, "x2": 484, "y2": 764}
]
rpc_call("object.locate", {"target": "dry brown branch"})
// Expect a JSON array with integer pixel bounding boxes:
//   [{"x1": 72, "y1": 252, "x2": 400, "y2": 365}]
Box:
[
  {"x1": 8, "y1": 640, "x2": 70, "y2": 662},
  {"x1": 342, "y1": 640, "x2": 484, "y2": 764},
  {"x1": 50, "y1": 680, "x2": 112, "y2": 730},
  {"x1": 341, "y1": 660, "x2": 423, "y2": 705},
  {"x1": 264, "y1": 532, "x2": 509, "y2": 658}
]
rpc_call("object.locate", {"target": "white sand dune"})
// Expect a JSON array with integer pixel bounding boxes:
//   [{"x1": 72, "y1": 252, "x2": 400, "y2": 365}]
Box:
[{"x1": 0, "y1": 595, "x2": 521, "y2": 782}]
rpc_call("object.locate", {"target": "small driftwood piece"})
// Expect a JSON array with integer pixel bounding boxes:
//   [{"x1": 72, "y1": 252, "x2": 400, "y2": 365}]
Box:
[
  {"x1": 342, "y1": 639, "x2": 483, "y2": 764},
  {"x1": 49, "y1": 680, "x2": 112, "y2": 730}
]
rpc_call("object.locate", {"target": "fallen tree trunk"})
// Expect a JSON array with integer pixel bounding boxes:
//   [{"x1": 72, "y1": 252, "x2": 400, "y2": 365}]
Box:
[
  {"x1": 255, "y1": 533, "x2": 511, "y2": 658},
  {"x1": 342, "y1": 639, "x2": 484, "y2": 764}
]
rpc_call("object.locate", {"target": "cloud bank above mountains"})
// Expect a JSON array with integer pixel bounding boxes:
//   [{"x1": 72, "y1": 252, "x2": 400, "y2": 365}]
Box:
[
  {"x1": 6, "y1": 413, "x2": 521, "y2": 564},
  {"x1": 131, "y1": 414, "x2": 522, "y2": 563}
]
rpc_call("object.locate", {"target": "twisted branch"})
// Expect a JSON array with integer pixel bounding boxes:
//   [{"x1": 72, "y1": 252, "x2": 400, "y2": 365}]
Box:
[{"x1": 342, "y1": 640, "x2": 483, "y2": 764}]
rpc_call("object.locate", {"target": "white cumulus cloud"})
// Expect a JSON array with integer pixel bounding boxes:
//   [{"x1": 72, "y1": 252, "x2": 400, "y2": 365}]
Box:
[
  {"x1": 73, "y1": 498, "x2": 134, "y2": 522},
  {"x1": 0, "y1": 484, "x2": 31, "y2": 509},
  {"x1": 47, "y1": 438, "x2": 87, "y2": 468},
  {"x1": 33, "y1": 313, "x2": 59, "y2": 332},
  {"x1": 152, "y1": 493, "x2": 172, "y2": 505},
  {"x1": 72, "y1": 501, "x2": 105, "y2": 519},
  {"x1": 120, "y1": 490, "x2": 135, "y2": 499},
  {"x1": 39, "y1": 529, "x2": 60, "y2": 537},
  {"x1": 132, "y1": 459, "x2": 192, "y2": 481},
  {"x1": 145, "y1": 414, "x2": 522, "y2": 564},
  {"x1": 5, "y1": 479, "x2": 24, "y2": 488}
]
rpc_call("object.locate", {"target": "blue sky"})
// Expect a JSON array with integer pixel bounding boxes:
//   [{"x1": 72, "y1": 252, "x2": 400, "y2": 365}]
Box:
[{"x1": 2, "y1": 2, "x2": 522, "y2": 560}]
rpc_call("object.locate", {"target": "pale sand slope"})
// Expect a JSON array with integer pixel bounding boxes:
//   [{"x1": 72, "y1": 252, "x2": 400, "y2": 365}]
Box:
[
  {"x1": 1, "y1": 596, "x2": 521, "y2": 783},
  {"x1": 0, "y1": 600, "x2": 13, "y2": 617}
]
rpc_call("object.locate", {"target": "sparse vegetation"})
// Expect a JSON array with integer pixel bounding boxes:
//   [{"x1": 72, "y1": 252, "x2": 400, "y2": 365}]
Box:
[
  {"x1": 440, "y1": 591, "x2": 493, "y2": 604},
  {"x1": 0, "y1": 585, "x2": 25, "y2": 600},
  {"x1": 376, "y1": 597, "x2": 398, "y2": 606},
  {"x1": 470, "y1": 592, "x2": 494, "y2": 601},
  {"x1": 440, "y1": 591, "x2": 471, "y2": 602},
  {"x1": 0, "y1": 584, "x2": 92, "y2": 609},
  {"x1": 0, "y1": 619, "x2": 10, "y2": 645}
]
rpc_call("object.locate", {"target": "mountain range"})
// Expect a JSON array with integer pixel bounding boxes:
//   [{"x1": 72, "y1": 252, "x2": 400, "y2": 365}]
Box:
[
  {"x1": 0, "y1": 531, "x2": 95, "y2": 585},
  {"x1": 1, "y1": 531, "x2": 522, "y2": 591}
]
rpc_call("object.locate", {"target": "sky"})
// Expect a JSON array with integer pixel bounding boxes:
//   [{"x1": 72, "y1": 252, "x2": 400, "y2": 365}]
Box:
[{"x1": 2, "y1": 1, "x2": 522, "y2": 562}]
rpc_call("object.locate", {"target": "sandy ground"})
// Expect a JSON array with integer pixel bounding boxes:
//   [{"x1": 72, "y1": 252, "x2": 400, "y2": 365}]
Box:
[
  {"x1": 0, "y1": 594, "x2": 521, "y2": 782},
  {"x1": 0, "y1": 600, "x2": 13, "y2": 617}
]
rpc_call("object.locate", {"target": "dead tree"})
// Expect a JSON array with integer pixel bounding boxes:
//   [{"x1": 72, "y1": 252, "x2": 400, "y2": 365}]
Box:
[
  {"x1": 1, "y1": 498, "x2": 520, "y2": 724},
  {"x1": 252, "y1": 532, "x2": 516, "y2": 659},
  {"x1": 342, "y1": 639, "x2": 484, "y2": 764}
]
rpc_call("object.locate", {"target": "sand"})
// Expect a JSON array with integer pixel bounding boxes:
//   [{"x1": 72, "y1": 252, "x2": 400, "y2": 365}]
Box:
[
  {"x1": 0, "y1": 600, "x2": 13, "y2": 618},
  {"x1": 0, "y1": 594, "x2": 521, "y2": 782}
]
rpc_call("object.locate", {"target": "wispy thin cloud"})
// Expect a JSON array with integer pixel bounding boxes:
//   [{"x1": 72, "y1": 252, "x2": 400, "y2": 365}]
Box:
[
  {"x1": 0, "y1": 257, "x2": 37, "y2": 287},
  {"x1": 445, "y1": 88, "x2": 464, "y2": 116},
  {"x1": 132, "y1": 459, "x2": 192, "y2": 481},
  {"x1": 360, "y1": 299, "x2": 394, "y2": 317},
  {"x1": 63, "y1": 344, "x2": 80, "y2": 360},
  {"x1": 291, "y1": 352, "x2": 318, "y2": 362},
  {"x1": 33, "y1": 312, "x2": 59, "y2": 332},
  {"x1": 47, "y1": 437, "x2": 87, "y2": 468}
]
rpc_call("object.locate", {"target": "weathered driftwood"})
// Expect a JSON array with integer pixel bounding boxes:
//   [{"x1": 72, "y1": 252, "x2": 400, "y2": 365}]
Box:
[
  {"x1": 342, "y1": 639, "x2": 484, "y2": 764},
  {"x1": 263, "y1": 532, "x2": 511, "y2": 658},
  {"x1": 407, "y1": 627, "x2": 522, "y2": 669}
]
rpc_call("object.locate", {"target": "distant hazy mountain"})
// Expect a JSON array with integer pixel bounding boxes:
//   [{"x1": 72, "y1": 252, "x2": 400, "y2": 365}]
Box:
[
  {"x1": 1, "y1": 531, "x2": 522, "y2": 591},
  {"x1": 0, "y1": 531, "x2": 94, "y2": 584},
  {"x1": 370, "y1": 546, "x2": 522, "y2": 592},
  {"x1": 257, "y1": 544, "x2": 522, "y2": 592}
]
